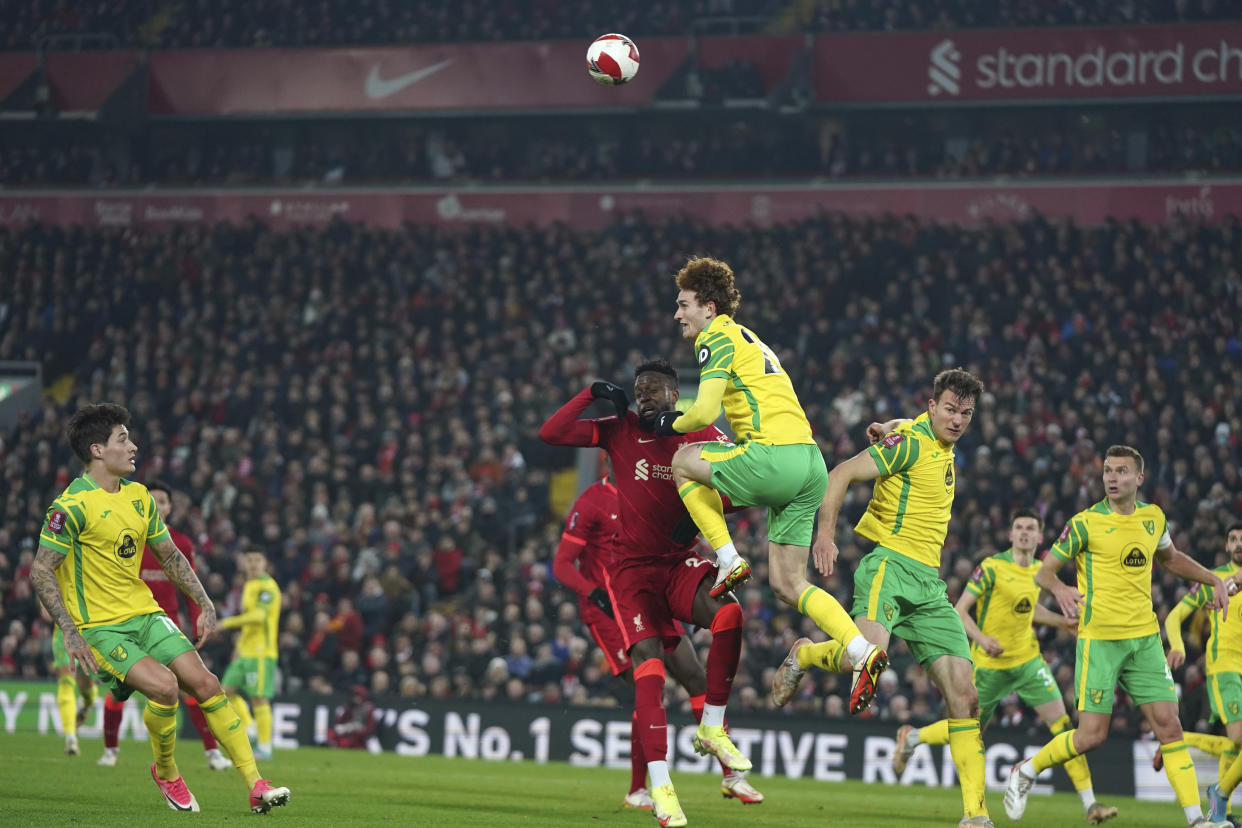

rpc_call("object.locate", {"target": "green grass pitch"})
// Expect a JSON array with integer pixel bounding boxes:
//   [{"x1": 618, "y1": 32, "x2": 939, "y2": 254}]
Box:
[{"x1": 0, "y1": 730, "x2": 1200, "y2": 826}]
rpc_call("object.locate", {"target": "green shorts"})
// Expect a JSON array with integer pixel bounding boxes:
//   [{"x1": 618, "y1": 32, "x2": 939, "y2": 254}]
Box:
[
  {"x1": 975, "y1": 655, "x2": 1062, "y2": 727},
  {"x1": 81, "y1": 612, "x2": 195, "y2": 685},
  {"x1": 222, "y1": 656, "x2": 277, "y2": 699},
  {"x1": 1075, "y1": 634, "x2": 1177, "y2": 713},
  {"x1": 1207, "y1": 672, "x2": 1242, "y2": 724},
  {"x1": 702, "y1": 441, "x2": 827, "y2": 547},
  {"x1": 851, "y1": 546, "x2": 971, "y2": 667}
]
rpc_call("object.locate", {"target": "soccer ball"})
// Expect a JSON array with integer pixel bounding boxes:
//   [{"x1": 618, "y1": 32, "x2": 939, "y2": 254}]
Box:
[{"x1": 586, "y1": 34, "x2": 640, "y2": 86}]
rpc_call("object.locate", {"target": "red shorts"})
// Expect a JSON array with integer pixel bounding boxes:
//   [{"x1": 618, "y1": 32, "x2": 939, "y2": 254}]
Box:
[
  {"x1": 603, "y1": 552, "x2": 714, "y2": 653},
  {"x1": 585, "y1": 615, "x2": 632, "y2": 676}
]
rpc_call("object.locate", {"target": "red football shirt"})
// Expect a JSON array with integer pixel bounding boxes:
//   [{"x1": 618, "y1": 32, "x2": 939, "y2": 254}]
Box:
[
  {"x1": 554, "y1": 479, "x2": 620, "y2": 596},
  {"x1": 540, "y1": 389, "x2": 726, "y2": 563},
  {"x1": 139, "y1": 525, "x2": 200, "y2": 631}
]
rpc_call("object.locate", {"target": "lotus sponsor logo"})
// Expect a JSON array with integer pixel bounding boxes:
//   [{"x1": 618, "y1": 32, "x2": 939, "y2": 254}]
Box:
[
  {"x1": 94, "y1": 200, "x2": 134, "y2": 226},
  {"x1": 927, "y1": 39, "x2": 962, "y2": 96},
  {"x1": 268, "y1": 198, "x2": 350, "y2": 222},
  {"x1": 435, "y1": 194, "x2": 505, "y2": 223}
]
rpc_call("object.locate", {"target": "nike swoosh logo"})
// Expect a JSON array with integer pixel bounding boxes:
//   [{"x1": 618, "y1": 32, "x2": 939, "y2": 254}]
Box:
[
  {"x1": 1178, "y1": 762, "x2": 1194, "y2": 770},
  {"x1": 1104, "y1": 528, "x2": 1117, "y2": 534},
  {"x1": 364, "y1": 59, "x2": 454, "y2": 100},
  {"x1": 637, "y1": 438, "x2": 656, "y2": 443}
]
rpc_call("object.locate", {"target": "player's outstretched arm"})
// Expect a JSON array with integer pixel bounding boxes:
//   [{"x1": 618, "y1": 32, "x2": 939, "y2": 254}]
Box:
[
  {"x1": 149, "y1": 537, "x2": 219, "y2": 647},
  {"x1": 864, "y1": 419, "x2": 913, "y2": 445},
  {"x1": 658, "y1": 376, "x2": 726, "y2": 435},
  {"x1": 30, "y1": 547, "x2": 99, "y2": 674},
  {"x1": 1031, "y1": 602, "x2": 1076, "y2": 633},
  {"x1": 1034, "y1": 554, "x2": 1083, "y2": 620},
  {"x1": 1156, "y1": 542, "x2": 1229, "y2": 619},
  {"x1": 812, "y1": 449, "x2": 884, "y2": 576},
  {"x1": 539, "y1": 388, "x2": 607, "y2": 447},
  {"x1": 954, "y1": 590, "x2": 1003, "y2": 655}
]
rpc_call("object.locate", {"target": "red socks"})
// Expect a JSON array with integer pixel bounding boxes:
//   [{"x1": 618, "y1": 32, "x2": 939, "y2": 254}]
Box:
[
  {"x1": 629, "y1": 710, "x2": 646, "y2": 793},
  {"x1": 633, "y1": 658, "x2": 668, "y2": 766},
  {"x1": 706, "y1": 602, "x2": 743, "y2": 707},
  {"x1": 103, "y1": 695, "x2": 124, "y2": 749}
]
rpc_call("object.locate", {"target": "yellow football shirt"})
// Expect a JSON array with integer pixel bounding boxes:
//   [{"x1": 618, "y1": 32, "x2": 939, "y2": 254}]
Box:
[
  {"x1": 223, "y1": 575, "x2": 282, "y2": 659},
  {"x1": 1180, "y1": 562, "x2": 1242, "y2": 675},
  {"x1": 853, "y1": 413, "x2": 955, "y2": 569},
  {"x1": 39, "y1": 475, "x2": 168, "y2": 628},
  {"x1": 965, "y1": 549, "x2": 1041, "y2": 669},
  {"x1": 694, "y1": 314, "x2": 813, "y2": 446},
  {"x1": 1049, "y1": 499, "x2": 1171, "y2": 641}
]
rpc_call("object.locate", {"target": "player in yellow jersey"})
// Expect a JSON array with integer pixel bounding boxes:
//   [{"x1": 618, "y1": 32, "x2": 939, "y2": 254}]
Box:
[
  {"x1": 221, "y1": 550, "x2": 282, "y2": 761},
  {"x1": 654, "y1": 256, "x2": 886, "y2": 716},
  {"x1": 46, "y1": 607, "x2": 97, "y2": 756},
  {"x1": 1005, "y1": 446, "x2": 1230, "y2": 828},
  {"x1": 1164, "y1": 523, "x2": 1242, "y2": 822},
  {"x1": 892, "y1": 510, "x2": 1117, "y2": 825},
  {"x1": 802, "y1": 368, "x2": 991, "y2": 828},
  {"x1": 29, "y1": 402, "x2": 290, "y2": 815}
]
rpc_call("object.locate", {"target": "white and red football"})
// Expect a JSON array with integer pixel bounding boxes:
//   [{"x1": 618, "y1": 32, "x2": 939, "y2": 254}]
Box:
[{"x1": 586, "y1": 34, "x2": 640, "y2": 86}]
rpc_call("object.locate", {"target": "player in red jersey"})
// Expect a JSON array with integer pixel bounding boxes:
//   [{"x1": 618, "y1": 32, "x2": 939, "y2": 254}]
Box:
[
  {"x1": 541, "y1": 358, "x2": 751, "y2": 828},
  {"x1": 554, "y1": 475, "x2": 764, "y2": 809},
  {"x1": 97, "y1": 479, "x2": 232, "y2": 771}
]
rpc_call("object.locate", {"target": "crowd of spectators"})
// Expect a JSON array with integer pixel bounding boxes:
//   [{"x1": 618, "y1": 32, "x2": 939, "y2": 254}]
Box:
[
  {"x1": 1, "y1": 211, "x2": 1240, "y2": 738},
  {"x1": 4, "y1": 0, "x2": 1238, "y2": 50},
  {"x1": 5, "y1": 110, "x2": 1242, "y2": 188}
]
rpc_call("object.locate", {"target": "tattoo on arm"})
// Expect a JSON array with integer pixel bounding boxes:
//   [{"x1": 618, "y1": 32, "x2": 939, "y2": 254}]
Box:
[
  {"x1": 149, "y1": 538, "x2": 215, "y2": 614},
  {"x1": 30, "y1": 548, "x2": 75, "y2": 633}
]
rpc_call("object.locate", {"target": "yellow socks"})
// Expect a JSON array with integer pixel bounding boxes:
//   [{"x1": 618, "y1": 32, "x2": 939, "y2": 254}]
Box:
[
  {"x1": 1160, "y1": 740, "x2": 1201, "y2": 807},
  {"x1": 229, "y1": 691, "x2": 255, "y2": 731},
  {"x1": 202, "y1": 693, "x2": 260, "y2": 787},
  {"x1": 948, "y1": 718, "x2": 987, "y2": 817},
  {"x1": 1032, "y1": 728, "x2": 1082, "y2": 773},
  {"x1": 144, "y1": 699, "x2": 180, "y2": 781},
  {"x1": 57, "y1": 675, "x2": 78, "y2": 737},
  {"x1": 796, "y1": 640, "x2": 848, "y2": 672},
  {"x1": 677, "y1": 482, "x2": 731, "y2": 549},
  {"x1": 1182, "y1": 731, "x2": 1234, "y2": 756},
  {"x1": 918, "y1": 719, "x2": 950, "y2": 746},
  {"x1": 1219, "y1": 742, "x2": 1242, "y2": 798},
  {"x1": 1048, "y1": 715, "x2": 1093, "y2": 793},
  {"x1": 254, "y1": 702, "x2": 273, "y2": 748},
  {"x1": 797, "y1": 586, "x2": 863, "y2": 644}
]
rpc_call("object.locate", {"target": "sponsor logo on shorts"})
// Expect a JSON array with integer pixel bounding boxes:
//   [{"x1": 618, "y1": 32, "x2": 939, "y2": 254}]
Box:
[
  {"x1": 617, "y1": 649, "x2": 627, "y2": 664},
  {"x1": 633, "y1": 614, "x2": 645, "y2": 632},
  {"x1": 48, "y1": 511, "x2": 66, "y2": 534},
  {"x1": 110, "y1": 645, "x2": 128, "y2": 662},
  {"x1": 1014, "y1": 597, "x2": 1032, "y2": 614},
  {"x1": 883, "y1": 602, "x2": 894, "y2": 622},
  {"x1": 1230, "y1": 701, "x2": 1240, "y2": 717},
  {"x1": 1122, "y1": 546, "x2": 1148, "y2": 568},
  {"x1": 1087, "y1": 688, "x2": 1106, "y2": 705}
]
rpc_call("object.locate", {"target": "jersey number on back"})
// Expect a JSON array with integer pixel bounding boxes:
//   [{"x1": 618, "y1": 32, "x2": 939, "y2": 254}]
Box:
[{"x1": 738, "y1": 328, "x2": 782, "y2": 375}]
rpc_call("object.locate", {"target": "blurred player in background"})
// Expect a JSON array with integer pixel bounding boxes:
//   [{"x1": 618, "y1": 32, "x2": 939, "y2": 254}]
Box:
[
  {"x1": 655, "y1": 257, "x2": 886, "y2": 716},
  {"x1": 541, "y1": 357, "x2": 753, "y2": 828},
  {"x1": 804, "y1": 369, "x2": 992, "y2": 828},
  {"x1": 327, "y1": 685, "x2": 377, "y2": 750},
  {"x1": 220, "y1": 550, "x2": 282, "y2": 761},
  {"x1": 45, "y1": 606, "x2": 96, "y2": 756},
  {"x1": 30, "y1": 403, "x2": 289, "y2": 814},
  {"x1": 553, "y1": 472, "x2": 763, "y2": 809},
  {"x1": 98, "y1": 478, "x2": 231, "y2": 771},
  {"x1": 1005, "y1": 446, "x2": 1230, "y2": 828},
  {"x1": 892, "y1": 509, "x2": 1116, "y2": 825},
  {"x1": 1163, "y1": 523, "x2": 1242, "y2": 822}
]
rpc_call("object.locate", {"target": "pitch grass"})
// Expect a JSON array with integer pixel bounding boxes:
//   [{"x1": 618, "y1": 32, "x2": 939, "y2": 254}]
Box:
[{"x1": 0, "y1": 729, "x2": 1194, "y2": 827}]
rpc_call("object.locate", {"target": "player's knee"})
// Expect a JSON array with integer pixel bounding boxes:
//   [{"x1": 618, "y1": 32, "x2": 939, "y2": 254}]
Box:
[
  {"x1": 768, "y1": 569, "x2": 803, "y2": 607},
  {"x1": 630, "y1": 640, "x2": 662, "y2": 664},
  {"x1": 1076, "y1": 728, "x2": 1105, "y2": 752},
  {"x1": 188, "y1": 673, "x2": 223, "y2": 702},
  {"x1": 149, "y1": 672, "x2": 180, "y2": 704}
]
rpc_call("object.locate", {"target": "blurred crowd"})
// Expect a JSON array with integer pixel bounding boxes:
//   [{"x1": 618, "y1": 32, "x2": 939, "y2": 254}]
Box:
[
  {"x1": 5, "y1": 108, "x2": 1241, "y2": 188},
  {"x1": 1, "y1": 212, "x2": 1240, "y2": 736},
  {"x1": 3, "y1": 0, "x2": 1238, "y2": 49}
]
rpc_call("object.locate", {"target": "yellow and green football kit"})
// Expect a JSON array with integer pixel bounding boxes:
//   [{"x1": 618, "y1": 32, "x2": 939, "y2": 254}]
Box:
[
  {"x1": 1170, "y1": 562, "x2": 1242, "y2": 723},
  {"x1": 221, "y1": 575, "x2": 282, "y2": 698}
]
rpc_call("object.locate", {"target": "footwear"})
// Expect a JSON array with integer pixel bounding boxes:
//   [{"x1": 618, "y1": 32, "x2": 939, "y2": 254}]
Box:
[
  {"x1": 76, "y1": 698, "x2": 93, "y2": 728},
  {"x1": 249, "y1": 778, "x2": 291, "y2": 814},
  {"x1": 151, "y1": 763, "x2": 200, "y2": 812},
  {"x1": 206, "y1": 748, "x2": 232, "y2": 771},
  {"x1": 1210, "y1": 783, "x2": 1230, "y2": 823},
  {"x1": 1085, "y1": 801, "x2": 1118, "y2": 824},
  {"x1": 771, "y1": 637, "x2": 810, "y2": 707},
  {"x1": 64, "y1": 734, "x2": 80, "y2": 756},
  {"x1": 693, "y1": 723, "x2": 752, "y2": 772},
  {"x1": 254, "y1": 745, "x2": 273, "y2": 761},
  {"x1": 849, "y1": 645, "x2": 888, "y2": 715},
  {"x1": 97, "y1": 747, "x2": 119, "y2": 767},
  {"x1": 1003, "y1": 764, "x2": 1035, "y2": 821},
  {"x1": 721, "y1": 772, "x2": 764, "y2": 804},
  {"x1": 624, "y1": 787, "x2": 653, "y2": 809},
  {"x1": 957, "y1": 817, "x2": 994, "y2": 828},
  {"x1": 1151, "y1": 747, "x2": 1163, "y2": 771},
  {"x1": 709, "y1": 557, "x2": 751, "y2": 598},
  {"x1": 650, "y1": 784, "x2": 687, "y2": 827},
  {"x1": 1188, "y1": 818, "x2": 1233, "y2": 828},
  {"x1": 893, "y1": 724, "x2": 917, "y2": 776}
]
